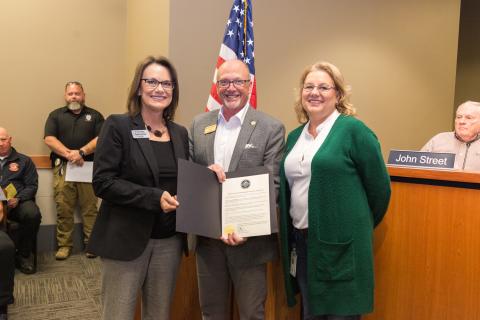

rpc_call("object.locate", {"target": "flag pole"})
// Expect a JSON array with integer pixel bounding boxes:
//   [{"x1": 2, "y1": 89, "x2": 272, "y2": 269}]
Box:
[{"x1": 243, "y1": 0, "x2": 248, "y2": 57}]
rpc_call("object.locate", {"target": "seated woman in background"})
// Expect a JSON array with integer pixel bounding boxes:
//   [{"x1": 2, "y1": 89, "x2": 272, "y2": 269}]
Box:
[
  {"x1": 87, "y1": 56, "x2": 189, "y2": 320},
  {"x1": 421, "y1": 100, "x2": 480, "y2": 171},
  {"x1": 279, "y1": 62, "x2": 391, "y2": 320}
]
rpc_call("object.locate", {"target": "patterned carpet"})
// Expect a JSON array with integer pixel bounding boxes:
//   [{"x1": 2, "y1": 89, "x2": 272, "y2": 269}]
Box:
[{"x1": 9, "y1": 252, "x2": 102, "y2": 320}]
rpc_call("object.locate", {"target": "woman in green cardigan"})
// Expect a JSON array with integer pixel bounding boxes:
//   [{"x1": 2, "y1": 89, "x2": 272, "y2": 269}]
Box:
[{"x1": 279, "y1": 62, "x2": 391, "y2": 320}]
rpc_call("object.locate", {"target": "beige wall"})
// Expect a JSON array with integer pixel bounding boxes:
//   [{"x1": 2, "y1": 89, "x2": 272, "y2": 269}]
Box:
[
  {"x1": 454, "y1": 0, "x2": 480, "y2": 110},
  {"x1": 126, "y1": 0, "x2": 170, "y2": 82},
  {"x1": 0, "y1": 0, "x2": 461, "y2": 155},
  {"x1": 170, "y1": 0, "x2": 461, "y2": 155},
  {"x1": 0, "y1": 0, "x2": 463, "y2": 225},
  {"x1": 0, "y1": 0, "x2": 171, "y2": 155},
  {"x1": 0, "y1": 0, "x2": 128, "y2": 154}
]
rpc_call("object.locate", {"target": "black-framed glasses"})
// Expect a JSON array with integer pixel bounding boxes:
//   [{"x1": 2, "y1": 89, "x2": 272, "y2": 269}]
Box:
[
  {"x1": 141, "y1": 78, "x2": 175, "y2": 91},
  {"x1": 303, "y1": 84, "x2": 336, "y2": 93},
  {"x1": 216, "y1": 79, "x2": 250, "y2": 89}
]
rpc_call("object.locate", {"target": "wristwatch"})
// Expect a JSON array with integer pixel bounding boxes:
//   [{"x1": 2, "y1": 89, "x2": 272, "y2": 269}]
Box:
[{"x1": 79, "y1": 149, "x2": 86, "y2": 159}]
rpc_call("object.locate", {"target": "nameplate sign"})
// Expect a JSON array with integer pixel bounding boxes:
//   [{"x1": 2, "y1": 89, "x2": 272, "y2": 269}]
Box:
[{"x1": 388, "y1": 150, "x2": 455, "y2": 169}]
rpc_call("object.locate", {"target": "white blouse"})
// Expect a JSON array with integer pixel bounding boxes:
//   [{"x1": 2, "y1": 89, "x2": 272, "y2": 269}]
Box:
[{"x1": 284, "y1": 110, "x2": 339, "y2": 229}]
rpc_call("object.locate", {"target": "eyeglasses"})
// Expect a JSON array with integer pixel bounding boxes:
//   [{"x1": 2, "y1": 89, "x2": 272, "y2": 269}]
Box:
[
  {"x1": 141, "y1": 79, "x2": 175, "y2": 91},
  {"x1": 216, "y1": 79, "x2": 250, "y2": 89},
  {"x1": 303, "y1": 84, "x2": 336, "y2": 93}
]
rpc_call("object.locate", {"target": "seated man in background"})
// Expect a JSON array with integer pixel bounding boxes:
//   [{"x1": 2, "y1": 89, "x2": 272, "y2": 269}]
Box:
[
  {"x1": 422, "y1": 101, "x2": 480, "y2": 171},
  {"x1": 0, "y1": 127, "x2": 42, "y2": 274},
  {"x1": 1, "y1": 196, "x2": 15, "y2": 319}
]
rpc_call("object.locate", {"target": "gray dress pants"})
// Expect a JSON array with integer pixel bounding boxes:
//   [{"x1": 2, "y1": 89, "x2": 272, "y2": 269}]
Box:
[
  {"x1": 196, "y1": 237, "x2": 267, "y2": 320},
  {"x1": 101, "y1": 235, "x2": 182, "y2": 320}
]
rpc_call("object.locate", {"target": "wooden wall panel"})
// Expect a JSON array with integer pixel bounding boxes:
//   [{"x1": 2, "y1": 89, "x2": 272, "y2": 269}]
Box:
[
  {"x1": 365, "y1": 170, "x2": 480, "y2": 320},
  {"x1": 31, "y1": 155, "x2": 51, "y2": 169},
  {"x1": 170, "y1": 255, "x2": 202, "y2": 320}
]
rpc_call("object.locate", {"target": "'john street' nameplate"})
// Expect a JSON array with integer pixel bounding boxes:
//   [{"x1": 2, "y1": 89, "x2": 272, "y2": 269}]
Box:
[{"x1": 388, "y1": 150, "x2": 455, "y2": 169}]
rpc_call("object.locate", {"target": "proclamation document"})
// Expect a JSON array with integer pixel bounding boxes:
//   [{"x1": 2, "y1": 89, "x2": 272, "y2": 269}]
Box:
[
  {"x1": 221, "y1": 174, "x2": 270, "y2": 237},
  {"x1": 65, "y1": 161, "x2": 93, "y2": 183},
  {"x1": 176, "y1": 159, "x2": 277, "y2": 239}
]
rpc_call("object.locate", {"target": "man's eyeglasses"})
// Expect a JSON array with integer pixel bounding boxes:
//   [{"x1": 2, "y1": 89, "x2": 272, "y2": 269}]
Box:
[
  {"x1": 216, "y1": 79, "x2": 250, "y2": 89},
  {"x1": 303, "y1": 84, "x2": 336, "y2": 93},
  {"x1": 141, "y1": 79, "x2": 175, "y2": 91}
]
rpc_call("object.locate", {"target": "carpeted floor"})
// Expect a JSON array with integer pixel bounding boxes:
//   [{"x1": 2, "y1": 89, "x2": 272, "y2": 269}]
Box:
[{"x1": 9, "y1": 252, "x2": 102, "y2": 320}]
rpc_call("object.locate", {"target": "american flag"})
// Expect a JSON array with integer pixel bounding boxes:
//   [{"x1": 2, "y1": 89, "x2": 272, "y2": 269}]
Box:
[{"x1": 206, "y1": 0, "x2": 256, "y2": 111}]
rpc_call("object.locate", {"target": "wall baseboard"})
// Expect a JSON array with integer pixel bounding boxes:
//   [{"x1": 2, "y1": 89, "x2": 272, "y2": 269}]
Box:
[
  {"x1": 31, "y1": 155, "x2": 51, "y2": 169},
  {"x1": 37, "y1": 223, "x2": 87, "y2": 253}
]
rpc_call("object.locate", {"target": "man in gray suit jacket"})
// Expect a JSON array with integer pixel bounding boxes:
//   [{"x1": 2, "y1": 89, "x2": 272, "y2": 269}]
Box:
[{"x1": 190, "y1": 60, "x2": 285, "y2": 320}]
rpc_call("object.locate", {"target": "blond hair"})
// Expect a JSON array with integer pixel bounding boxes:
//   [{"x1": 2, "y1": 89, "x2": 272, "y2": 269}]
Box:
[{"x1": 294, "y1": 61, "x2": 355, "y2": 123}]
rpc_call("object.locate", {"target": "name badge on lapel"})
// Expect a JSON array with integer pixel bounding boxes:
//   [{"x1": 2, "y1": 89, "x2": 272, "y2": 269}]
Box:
[
  {"x1": 131, "y1": 129, "x2": 149, "y2": 139},
  {"x1": 204, "y1": 124, "x2": 217, "y2": 135}
]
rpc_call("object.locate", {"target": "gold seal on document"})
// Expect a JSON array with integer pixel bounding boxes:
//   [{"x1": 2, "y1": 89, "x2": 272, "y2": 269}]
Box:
[
  {"x1": 223, "y1": 225, "x2": 236, "y2": 235},
  {"x1": 204, "y1": 124, "x2": 217, "y2": 134}
]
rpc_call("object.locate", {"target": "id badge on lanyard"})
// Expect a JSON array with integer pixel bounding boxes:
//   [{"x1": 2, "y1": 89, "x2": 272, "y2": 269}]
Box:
[{"x1": 290, "y1": 247, "x2": 297, "y2": 277}]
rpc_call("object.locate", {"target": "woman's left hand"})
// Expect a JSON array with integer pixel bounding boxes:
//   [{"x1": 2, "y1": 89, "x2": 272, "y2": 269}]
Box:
[{"x1": 160, "y1": 191, "x2": 179, "y2": 213}]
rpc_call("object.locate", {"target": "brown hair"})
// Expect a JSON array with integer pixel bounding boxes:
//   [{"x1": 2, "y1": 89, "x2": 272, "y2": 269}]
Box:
[
  {"x1": 294, "y1": 61, "x2": 355, "y2": 123},
  {"x1": 126, "y1": 56, "x2": 180, "y2": 121}
]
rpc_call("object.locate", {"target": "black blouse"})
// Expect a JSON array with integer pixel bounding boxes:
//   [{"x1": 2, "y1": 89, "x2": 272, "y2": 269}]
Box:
[{"x1": 149, "y1": 140, "x2": 177, "y2": 239}]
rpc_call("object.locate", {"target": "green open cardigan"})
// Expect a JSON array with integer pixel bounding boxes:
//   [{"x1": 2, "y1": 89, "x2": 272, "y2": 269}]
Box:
[{"x1": 279, "y1": 114, "x2": 391, "y2": 316}]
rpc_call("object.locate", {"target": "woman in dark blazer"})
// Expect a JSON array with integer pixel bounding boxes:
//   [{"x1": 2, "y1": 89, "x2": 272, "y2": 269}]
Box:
[{"x1": 87, "y1": 56, "x2": 188, "y2": 320}]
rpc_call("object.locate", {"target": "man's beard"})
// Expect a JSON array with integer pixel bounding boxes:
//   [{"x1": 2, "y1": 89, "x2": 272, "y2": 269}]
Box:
[{"x1": 67, "y1": 101, "x2": 82, "y2": 111}]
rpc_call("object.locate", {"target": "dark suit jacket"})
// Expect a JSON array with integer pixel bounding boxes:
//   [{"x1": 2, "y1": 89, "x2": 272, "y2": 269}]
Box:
[
  {"x1": 87, "y1": 113, "x2": 189, "y2": 261},
  {"x1": 189, "y1": 107, "x2": 285, "y2": 267}
]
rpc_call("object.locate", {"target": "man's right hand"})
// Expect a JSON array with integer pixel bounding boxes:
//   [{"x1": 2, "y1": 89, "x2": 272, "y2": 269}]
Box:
[
  {"x1": 220, "y1": 232, "x2": 247, "y2": 246},
  {"x1": 208, "y1": 164, "x2": 226, "y2": 183},
  {"x1": 66, "y1": 150, "x2": 84, "y2": 166}
]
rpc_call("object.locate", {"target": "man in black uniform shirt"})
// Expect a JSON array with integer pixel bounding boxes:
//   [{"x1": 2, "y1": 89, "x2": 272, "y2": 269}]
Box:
[
  {"x1": 0, "y1": 127, "x2": 41, "y2": 274},
  {"x1": 44, "y1": 81, "x2": 104, "y2": 260}
]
